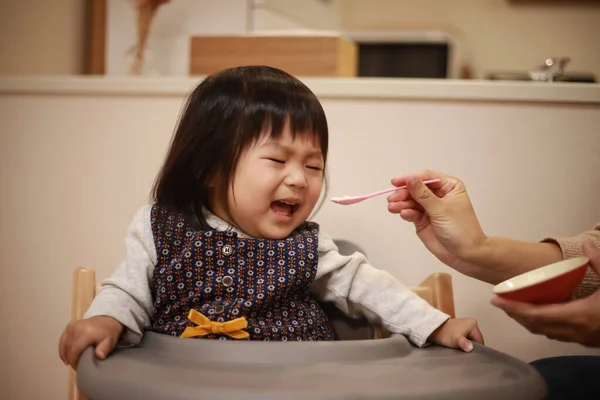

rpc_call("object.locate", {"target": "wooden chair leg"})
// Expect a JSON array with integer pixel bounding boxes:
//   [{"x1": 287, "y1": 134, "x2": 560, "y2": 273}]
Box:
[
  {"x1": 419, "y1": 272, "x2": 456, "y2": 319},
  {"x1": 71, "y1": 267, "x2": 96, "y2": 321},
  {"x1": 374, "y1": 272, "x2": 456, "y2": 339},
  {"x1": 68, "y1": 267, "x2": 96, "y2": 400},
  {"x1": 410, "y1": 286, "x2": 434, "y2": 306},
  {"x1": 68, "y1": 368, "x2": 86, "y2": 400},
  {"x1": 373, "y1": 325, "x2": 391, "y2": 339}
]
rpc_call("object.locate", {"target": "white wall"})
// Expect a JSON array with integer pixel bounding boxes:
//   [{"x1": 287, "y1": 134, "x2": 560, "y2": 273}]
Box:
[
  {"x1": 251, "y1": 0, "x2": 341, "y2": 31},
  {"x1": 1, "y1": 83, "x2": 599, "y2": 399},
  {"x1": 340, "y1": 0, "x2": 600, "y2": 79},
  {"x1": 106, "y1": 0, "x2": 249, "y2": 76}
]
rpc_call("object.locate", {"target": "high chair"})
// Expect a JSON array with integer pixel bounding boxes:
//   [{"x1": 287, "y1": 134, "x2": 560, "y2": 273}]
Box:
[{"x1": 67, "y1": 240, "x2": 456, "y2": 400}]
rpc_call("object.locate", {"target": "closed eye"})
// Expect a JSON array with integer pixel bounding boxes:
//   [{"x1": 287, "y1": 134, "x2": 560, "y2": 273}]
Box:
[
  {"x1": 307, "y1": 166, "x2": 323, "y2": 171},
  {"x1": 267, "y1": 158, "x2": 285, "y2": 164}
]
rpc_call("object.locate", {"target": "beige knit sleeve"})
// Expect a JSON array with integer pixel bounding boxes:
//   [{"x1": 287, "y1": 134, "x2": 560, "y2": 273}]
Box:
[{"x1": 541, "y1": 223, "x2": 600, "y2": 299}]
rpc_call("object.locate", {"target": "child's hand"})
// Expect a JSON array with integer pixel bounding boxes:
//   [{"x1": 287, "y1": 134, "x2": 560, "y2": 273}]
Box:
[
  {"x1": 427, "y1": 318, "x2": 484, "y2": 352},
  {"x1": 58, "y1": 316, "x2": 124, "y2": 368}
]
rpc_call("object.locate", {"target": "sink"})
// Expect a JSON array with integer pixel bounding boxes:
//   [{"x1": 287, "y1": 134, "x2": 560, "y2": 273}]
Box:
[
  {"x1": 486, "y1": 72, "x2": 596, "y2": 83},
  {"x1": 486, "y1": 57, "x2": 596, "y2": 83}
]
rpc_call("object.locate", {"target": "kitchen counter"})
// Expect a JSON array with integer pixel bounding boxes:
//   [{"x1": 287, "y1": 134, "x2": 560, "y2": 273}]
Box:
[{"x1": 1, "y1": 76, "x2": 599, "y2": 104}]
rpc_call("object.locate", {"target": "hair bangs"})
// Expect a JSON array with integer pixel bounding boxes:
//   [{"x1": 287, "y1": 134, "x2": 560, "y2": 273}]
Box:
[{"x1": 236, "y1": 76, "x2": 329, "y2": 161}]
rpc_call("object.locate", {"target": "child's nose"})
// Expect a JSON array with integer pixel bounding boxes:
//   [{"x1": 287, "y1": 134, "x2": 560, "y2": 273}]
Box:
[{"x1": 286, "y1": 167, "x2": 307, "y2": 188}]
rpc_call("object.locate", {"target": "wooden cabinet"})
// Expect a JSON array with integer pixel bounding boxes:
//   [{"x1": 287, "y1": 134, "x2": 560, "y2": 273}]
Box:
[{"x1": 189, "y1": 36, "x2": 357, "y2": 77}]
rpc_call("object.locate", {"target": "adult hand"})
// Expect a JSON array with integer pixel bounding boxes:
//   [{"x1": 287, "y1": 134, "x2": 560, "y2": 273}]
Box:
[
  {"x1": 387, "y1": 170, "x2": 487, "y2": 268},
  {"x1": 491, "y1": 240, "x2": 600, "y2": 347}
]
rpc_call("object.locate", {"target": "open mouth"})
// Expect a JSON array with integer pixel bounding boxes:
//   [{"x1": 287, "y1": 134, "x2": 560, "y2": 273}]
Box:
[{"x1": 270, "y1": 200, "x2": 300, "y2": 217}]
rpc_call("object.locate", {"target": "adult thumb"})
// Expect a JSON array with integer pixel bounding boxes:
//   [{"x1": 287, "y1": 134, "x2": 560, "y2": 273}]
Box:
[
  {"x1": 582, "y1": 240, "x2": 600, "y2": 274},
  {"x1": 406, "y1": 176, "x2": 442, "y2": 214}
]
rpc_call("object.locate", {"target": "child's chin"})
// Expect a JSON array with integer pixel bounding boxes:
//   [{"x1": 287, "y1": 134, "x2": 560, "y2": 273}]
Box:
[
  {"x1": 262, "y1": 231, "x2": 294, "y2": 240},
  {"x1": 260, "y1": 226, "x2": 299, "y2": 240}
]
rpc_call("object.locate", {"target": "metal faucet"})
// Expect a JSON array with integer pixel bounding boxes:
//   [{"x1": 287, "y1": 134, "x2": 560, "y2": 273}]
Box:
[{"x1": 528, "y1": 57, "x2": 570, "y2": 82}]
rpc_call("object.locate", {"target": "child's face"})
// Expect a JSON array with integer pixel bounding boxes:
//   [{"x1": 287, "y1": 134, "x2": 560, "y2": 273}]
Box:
[{"x1": 212, "y1": 126, "x2": 324, "y2": 239}]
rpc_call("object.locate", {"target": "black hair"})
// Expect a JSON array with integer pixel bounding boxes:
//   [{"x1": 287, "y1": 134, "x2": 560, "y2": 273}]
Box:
[{"x1": 151, "y1": 65, "x2": 329, "y2": 229}]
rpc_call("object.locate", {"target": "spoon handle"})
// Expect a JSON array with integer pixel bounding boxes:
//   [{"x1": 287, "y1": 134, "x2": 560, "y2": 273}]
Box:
[{"x1": 364, "y1": 179, "x2": 441, "y2": 199}]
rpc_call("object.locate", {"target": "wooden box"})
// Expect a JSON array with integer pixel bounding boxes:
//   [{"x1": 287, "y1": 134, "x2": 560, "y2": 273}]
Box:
[{"x1": 189, "y1": 36, "x2": 357, "y2": 77}]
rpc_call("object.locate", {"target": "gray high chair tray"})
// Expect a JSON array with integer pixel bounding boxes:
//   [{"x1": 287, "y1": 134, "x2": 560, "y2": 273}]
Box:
[{"x1": 76, "y1": 331, "x2": 547, "y2": 400}]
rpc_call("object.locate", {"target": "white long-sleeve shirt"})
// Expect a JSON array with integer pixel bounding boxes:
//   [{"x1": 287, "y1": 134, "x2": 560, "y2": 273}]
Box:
[{"x1": 85, "y1": 205, "x2": 449, "y2": 347}]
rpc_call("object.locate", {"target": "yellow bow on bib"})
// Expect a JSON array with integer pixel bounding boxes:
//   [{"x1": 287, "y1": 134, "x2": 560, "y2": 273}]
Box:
[{"x1": 180, "y1": 309, "x2": 249, "y2": 339}]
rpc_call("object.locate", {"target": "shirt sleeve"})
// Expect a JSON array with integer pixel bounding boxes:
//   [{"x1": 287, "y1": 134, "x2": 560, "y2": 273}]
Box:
[
  {"x1": 83, "y1": 205, "x2": 157, "y2": 344},
  {"x1": 311, "y1": 232, "x2": 449, "y2": 347},
  {"x1": 540, "y1": 223, "x2": 600, "y2": 298}
]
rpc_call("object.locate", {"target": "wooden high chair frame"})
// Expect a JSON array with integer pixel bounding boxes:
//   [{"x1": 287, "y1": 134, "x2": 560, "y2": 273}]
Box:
[{"x1": 68, "y1": 267, "x2": 455, "y2": 400}]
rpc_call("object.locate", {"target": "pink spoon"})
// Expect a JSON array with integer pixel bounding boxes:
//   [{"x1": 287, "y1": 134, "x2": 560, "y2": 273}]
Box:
[{"x1": 330, "y1": 179, "x2": 441, "y2": 205}]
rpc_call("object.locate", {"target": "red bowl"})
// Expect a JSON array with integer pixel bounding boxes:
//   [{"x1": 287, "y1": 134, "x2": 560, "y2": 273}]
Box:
[{"x1": 492, "y1": 256, "x2": 589, "y2": 304}]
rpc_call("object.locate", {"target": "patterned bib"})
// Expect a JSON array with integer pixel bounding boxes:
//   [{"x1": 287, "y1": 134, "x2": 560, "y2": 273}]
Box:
[{"x1": 149, "y1": 205, "x2": 336, "y2": 341}]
